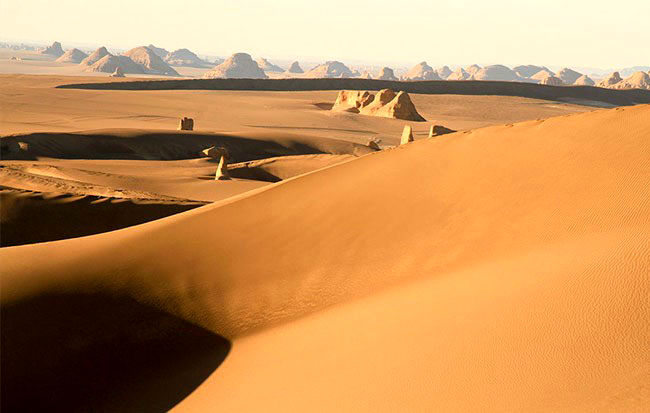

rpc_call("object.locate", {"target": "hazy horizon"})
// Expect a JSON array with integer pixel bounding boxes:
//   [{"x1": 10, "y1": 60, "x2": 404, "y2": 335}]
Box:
[{"x1": 2, "y1": 0, "x2": 649, "y2": 69}]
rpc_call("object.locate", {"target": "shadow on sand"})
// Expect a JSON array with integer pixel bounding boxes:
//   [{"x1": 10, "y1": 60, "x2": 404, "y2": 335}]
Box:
[{"x1": 1, "y1": 292, "x2": 231, "y2": 412}]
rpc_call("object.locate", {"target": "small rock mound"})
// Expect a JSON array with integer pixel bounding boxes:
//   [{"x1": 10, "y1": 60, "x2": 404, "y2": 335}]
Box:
[
  {"x1": 332, "y1": 89, "x2": 425, "y2": 121},
  {"x1": 124, "y1": 46, "x2": 179, "y2": 76},
  {"x1": 304, "y1": 61, "x2": 354, "y2": 78},
  {"x1": 165, "y1": 49, "x2": 208, "y2": 67},
  {"x1": 376, "y1": 67, "x2": 398, "y2": 81},
  {"x1": 403, "y1": 61, "x2": 441, "y2": 81},
  {"x1": 287, "y1": 61, "x2": 304, "y2": 74},
  {"x1": 178, "y1": 117, "x2": 194, "y2": 130},
  {"x1": 367, "y1": 138, "x2": 382, "y2": 150},
  {"x1": 39, "y1": 41, "x2": 64, "y2": 57},
  {"x1": 573, "y1": 75, "x2": 595, "y2": 86},
  {"x1": 597, "y1": 72, "x2": 623, "y2": 88},
  {"x1": 256, "y1": 58, "x2": 284, "y2": 72},
  {"x1": 428, "y1": 125, "x2": 456, "y2": 137},
  {"x1": 55, "y1": 48, "x2": 88, "y2": 63},
  {"x1": 109, "y1": 67, "x2": 125, "y2": 77},
  {"x1": 80, "y1": 47, "x2": 110, "y2": 66},
  {"x1": 203, "y1": 53, "x2": 268, "y2": 79}
]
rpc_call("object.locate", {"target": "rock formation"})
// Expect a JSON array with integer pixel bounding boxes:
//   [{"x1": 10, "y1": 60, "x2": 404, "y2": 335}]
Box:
[
  {"x1": 304, "y1": 61, "x2": 354, "y2": 78},
  {"x1": 109, "y1": 67, "x2": 125, "y2": 77},
  {"x1": 573, "y1": 75, "x2": 595, "y2": 86},
  {"x1": 539, "y1": 75, "x2": 564, "y2": 86},
  {"x1": 447, "y1": 68, "x2": 470, "y2": 80},
  {"x1": 39, "y1": 41, "x2": 64, "y2": 57},
  {"x1": 403, "y1": 62, "x2": 441, "y2": 81},
  {"x1": 367, "y1": 138, "x2": 381, "y2": 150},
  {"x1": 55, "y1": 48, "x2": 88, "y2": 63},
  {"x1": 202, "y1": 146, "x2": 231, "y2": 180},
  {"x1": 530, "y1": 69, "x2": 555, "y2": 82},
  {"x1": 376, "y1": 67, "x2": 398, "y2": 81},
  {"x1": 123, "y1": 46, "x2": 179, "y2": 76},
  {"x1": 400, "y1": 125, "x2": 414, "y2": 145},
  {"x1": 80, "y1": 47, "x2": 110, "y2": 66},
  {"x1": 358, "y1": 71, "x2": 373, "y2": 79},
  {"x1": 147, "y1": 44, "x2": 169, "y2": 59},
  {"x1": 202, "y1": 53, "x2": 268, "y2": 79},
  {"x1": 465, "y1": 64, "x2": 482, "y2": 76},
  {"x1": 178, "y1": 117, "x2": 194, "y2": 130},
  {"x1": 609, "y1": 71, "x2": 650, "y2": 90},
  {"x1": 436, "y1": 66, "x2": 452, "y2": 79},
  {"x1": 513, "y1": 65, "x2": 550, "y2": 78},
  {"x1": 332, "y1": 89, "x2": 425, "y2": 121},
  {"x1": 165, "y1": 48, "x2": 209, "y2": 67},
  {"x1": 332, "y1": 90, "x2": 375, "y2": 112},
  {"x1": 287, "y1": 61, "x2": 304, "y2": 74},
  {"x1": 472, "y1": 65, "x2": 521, "y2": 81},
  {"x1": 597, "y1": 72, "x2": 623, "y2": 88},
  {"x1": 85, "y1": 55, "x2": 146, "y2": 74},
  {"x1": 256, "y1": 58, "x2": 284, "y2": 72},
  {"x1": 428, "y1": 125, "x2": 455, "y2": 137},
  {"x1": 557, "y1": 68, "x2": 583, "y2": 85}
]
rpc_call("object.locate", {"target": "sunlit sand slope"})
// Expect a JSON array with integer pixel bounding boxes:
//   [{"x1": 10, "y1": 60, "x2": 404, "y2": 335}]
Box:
[{"x1": 2, "y1": 105, "x2": 649, "y2": 411}]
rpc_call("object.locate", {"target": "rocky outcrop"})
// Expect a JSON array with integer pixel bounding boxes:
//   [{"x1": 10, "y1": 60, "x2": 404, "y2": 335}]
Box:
[
  {"x1": 367, "y1": 138, "x2": 381, "y2": 150},
  {"x1": 358, "y1": 71, "x2": 373, "y2": 79},
  {"x1": 39, "y1": 41, "x2": 64, "y2": 57},
  {"x1": 165, "y1": 48, "x2": 208, "y2": 67},
  {"x1": 609, "y1": 71, "x2": 650, "y2": 90},
  {"x1": 109, "y1": 67, "x2": 125, "y2": 77},
  {"x1": 573, "y1": 75, "x2": 595, "y2": 86},
  {"x1": 304, "y1": 61, "x2": 354, "y2": 78},
  {"x1": 447, "y1": 68, "x2": 470, "y2": 80},
  {"x1": 202, "y1": 146, "x2": 231, "y2": 180},
  {"x1": 332, "y1": 89, "x2": 425, "y2": 121},
  {"x1": 376, "y1": 67, "x2": 398, "y2": 81},
  {"x1": 178, "y1": 117, "x2": 194, "y2": 130},
  {"x1": 400, "y1": 125, "x2": 414, "y2": 145},
  {"x1": 597, "y1": 72, "x2": 623, "y2": 88},
  {"x1": 85, "y1": 55, "x2": 146, "y2": 74},
  {"x1": 530, "y1": 69, "x2": 555, "y2": 82},
  {"x1": 472, "y1": 65, "x2": 521, "y2": 81},
  {"x1": 202, "y1": 53, "x2": 268, "y2": 79},
  {"x1": 287, "y1": 61, "x2": 304, "y2": 74},
  {"x1": 557, "y1": 68, "x2": 583, "y2": 85},
  {"x1": 124, "y1": 46, "x2": 179, "y2": 76},
  {"x1": 256, "y1": 58, "x2": 284, "y2": 72},
  {"x1": 55, "y1": 48, "x2": 88, "y2": 63},
  {"x1": 80, "y1": 47, "x2": 110, "y2": 66},
  {"x1": 403, "y1": 62, "x2": 441, "y2": 81},
  {"x1": 428, "y1": 125, "x2": 455, "y2": 137},
  {"x1": 465, "y1": 64, "x2": 482, "y2": 76}
]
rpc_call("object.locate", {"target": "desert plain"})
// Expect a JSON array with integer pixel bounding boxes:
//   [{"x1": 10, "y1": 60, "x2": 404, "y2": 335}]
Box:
[{"x1": 1, "y1": 46, "x2": 649, "y2": 412}]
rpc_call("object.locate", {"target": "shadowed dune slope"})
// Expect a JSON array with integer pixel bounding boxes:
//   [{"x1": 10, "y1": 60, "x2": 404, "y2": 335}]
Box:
[
  {"x1": 2, "y1": 105, "x2": 649, "y2": 411},
  {"x1": 55, "y1": 78, "x2": 650, "y2": 106},
  {"x1": 1, "y1": 129, "x2": 375, "y2": 161}
]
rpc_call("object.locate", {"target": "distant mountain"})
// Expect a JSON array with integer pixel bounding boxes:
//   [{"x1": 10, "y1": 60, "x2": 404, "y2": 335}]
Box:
[
  {"x1": 403, "y1": 62, "x2": 441, "y2": 81},
  {"x1": 376, "y1": 67, "x2": 398, "y2": 81},
  {"x1": 124, "y1": 46, "x2": 179, "y2": 76},
  {"x1": 56, "y1": 48, "x2": 88, "y2": 63},
  {"x1": 304, "y1": 61, "x2": 354, "y2": 78},
  {"x1": 147, "y1": 44, "x2": 169, "y2": 59},
  {"x1": 447, "y1": 67, "x2": 470, "y2": 80},
  {"x1": 165, "y1": 48, "x2": 209, "y2": 68},
  {"x1": 556, "y1": 68, "x2": 583, "y2": 85},
  {"x1": 286, "y1": 61, "x2": 304, "y2": 74},
  {"x1": 472, "y1": 65, "x2": 521, "y2": 81},
  {"x1": 610, "y1": 71, "x2": 650, "y2": 90},
  {"x1": 203, "y1": 53, "x2": 268, "y2": 79},
  {"x1": 39, "y1": 41, "x2": 64, "y2": 57},
  {"x1": 80, "y1": 47, "x2": 110, "y2": 66},
  {"x1": 256, "y1": 58, "x2": 284, "y2": 73},
  {"x1": 514, "y1": 65, "x2": 550, "y2": 78},
  {"x1": 85, "y1": 55, "x2": 146, "y2": 74},
  {"x1": 573, "y1": 75, "x2": 595, "y2": 86}
]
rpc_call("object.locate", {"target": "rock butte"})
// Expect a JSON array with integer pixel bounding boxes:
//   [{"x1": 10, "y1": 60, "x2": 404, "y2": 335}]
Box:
[
  {"x1": 55, "y1": 48, "x2": 88, "y2": 64},
  {"x1": 573, "y1": 75, "x2": 595, "y2": 86},
  {"x1": 123, "y1": 46, "x2": 179, "y2": 76},
  {"x1": 203, "y1": 53, "x2": 268, "y2": 79},
  {"x1": 597, "y1": 72, "x2": 623, "y2": 88},
  {"x1": 287, "y1": 61, "x2": 304, "y2": 74},
  {"x1": 540, "y1": 75, "x2": 564, "y2": 86},
  {"x1": 332, "y1": 89, "x2": 425, "y2": 121},
  {"x1": 376, "y1": 67, "x2": 398, "y2": 81},
  {"x1": 39, "y1": 41, "x2": 64, "y2": 57}
]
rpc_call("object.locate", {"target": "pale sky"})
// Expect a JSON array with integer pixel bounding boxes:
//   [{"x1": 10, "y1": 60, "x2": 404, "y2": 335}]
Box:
[{"x1": 1, "y1": 0, "x2": 648, "y2": 68}]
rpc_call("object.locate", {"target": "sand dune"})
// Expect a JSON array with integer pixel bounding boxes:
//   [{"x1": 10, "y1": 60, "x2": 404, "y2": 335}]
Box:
[{"x1": 2, "y1": 104, "x2": 648, "y2": 411}]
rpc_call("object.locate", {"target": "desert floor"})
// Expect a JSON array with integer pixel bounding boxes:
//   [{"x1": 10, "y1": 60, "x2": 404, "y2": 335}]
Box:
[{"x1": 1, "y1": 69, "x2": 649, "y2": 412}]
